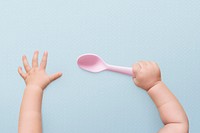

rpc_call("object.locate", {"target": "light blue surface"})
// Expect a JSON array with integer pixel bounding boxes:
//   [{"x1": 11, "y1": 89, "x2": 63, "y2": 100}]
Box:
[{"x1": 0, "y1": 0, "x2": 200, "y2": 132}]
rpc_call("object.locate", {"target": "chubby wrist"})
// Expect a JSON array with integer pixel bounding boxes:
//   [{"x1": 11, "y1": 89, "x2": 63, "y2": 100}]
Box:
[
  {"x1": 147, "y1": 81, "x2": 164, "y2": 92},
  {"x1": 26, "y1": 84, "x2": 44, "y2": 92}
]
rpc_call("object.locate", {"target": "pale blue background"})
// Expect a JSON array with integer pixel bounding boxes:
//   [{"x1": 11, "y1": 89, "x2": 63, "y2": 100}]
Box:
[{"x1": 0, "y1": 0, "x2": 199, "y2": 132}]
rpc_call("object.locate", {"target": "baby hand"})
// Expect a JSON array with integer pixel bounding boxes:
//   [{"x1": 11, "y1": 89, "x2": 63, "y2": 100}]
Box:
[
  {"x1": 18, "y1": 51, "x2": 62, "y2": 90},
  {"x1": 132, "y1": 61, "x2": 161, "y2": 91}
]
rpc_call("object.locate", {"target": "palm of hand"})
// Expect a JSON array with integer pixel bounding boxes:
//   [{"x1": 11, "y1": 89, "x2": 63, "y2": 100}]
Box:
[{"x1": 18, "y1": 51, "x2": 62, "y2": 90}]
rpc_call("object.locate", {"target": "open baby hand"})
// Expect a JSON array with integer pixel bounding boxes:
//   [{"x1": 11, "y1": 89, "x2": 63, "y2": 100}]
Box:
[
  {"x1": 18, "y1": 51, "x2": 62, "y2": 90},
  {"x1": 132, "y1": 61, "x2": 161, "y2": 91}
]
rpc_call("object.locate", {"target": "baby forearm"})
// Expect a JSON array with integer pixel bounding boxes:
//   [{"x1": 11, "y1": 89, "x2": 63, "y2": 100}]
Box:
[
  {"x1": 148, "y1": 82, "x2": 189, "y2": 133},
  {"x1": 18, "y1": 51, "x2": 62, "y2": 133},
  {"x1": 18, "y1": 85, "x2": 43, "y2": 133}
]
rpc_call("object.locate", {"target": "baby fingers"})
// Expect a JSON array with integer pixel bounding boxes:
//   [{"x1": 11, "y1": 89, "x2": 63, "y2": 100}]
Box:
[
  {"x1": 49, "y1": 72, "x2": 62, "y2": 82},
  {"x1": 40, "y1": 51, "x2": 48, "y2": 69},
  {"x1": 22, "y1": 55, "x2": 31, "y2": 72},
  {"x1": 32, "y1": 51, "x2": 39, "y2": 68},
  {"x1": 18, "y1": 67, "x2": 27, "y2": 79}
]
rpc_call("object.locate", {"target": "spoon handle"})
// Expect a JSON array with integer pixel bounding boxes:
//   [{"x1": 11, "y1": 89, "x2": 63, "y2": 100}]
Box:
[{"x1": 106, "y1": 64, "x2": 135, "y2": 77}]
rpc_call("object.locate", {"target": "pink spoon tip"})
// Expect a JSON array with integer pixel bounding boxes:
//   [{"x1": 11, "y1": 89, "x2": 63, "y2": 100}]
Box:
[{"x1": 77, "y1": 54, "x2": 107, "y2": 72}]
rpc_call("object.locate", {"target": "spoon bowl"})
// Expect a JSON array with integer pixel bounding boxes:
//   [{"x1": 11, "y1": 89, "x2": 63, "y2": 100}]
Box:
[{"x1": 77, "y1": 54, "x2": 107, "y2": 72}]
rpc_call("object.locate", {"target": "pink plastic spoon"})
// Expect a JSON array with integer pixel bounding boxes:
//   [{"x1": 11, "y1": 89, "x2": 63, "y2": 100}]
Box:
[{"x1": 77, "y1": 53, "x2": 135, "y2": 77}]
